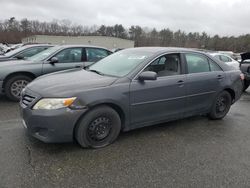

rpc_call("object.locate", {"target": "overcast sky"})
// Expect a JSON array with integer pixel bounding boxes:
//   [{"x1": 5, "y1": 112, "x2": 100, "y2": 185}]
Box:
[{"x1": 0, "y1": 0, "x2": 250, "y2": 36}]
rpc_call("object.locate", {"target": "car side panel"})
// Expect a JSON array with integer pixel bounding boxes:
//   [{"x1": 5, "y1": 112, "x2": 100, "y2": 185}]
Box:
[
  {"x1": 1, "y1": 62, "x2": 43, "y2": 80},
  {"x1": 75, "y1": 82, "x2": 131, "y2": 130},
  {"x1": 185, "y1": 71, "x2": 226, "y2": 116},
  {"x1": 129, "y1": 75, "x2": 187, "y2": 128}
]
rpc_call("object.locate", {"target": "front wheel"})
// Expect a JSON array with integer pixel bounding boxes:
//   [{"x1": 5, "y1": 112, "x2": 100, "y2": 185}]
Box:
[
  {"x1": 75, "y1": 106, "x2": 121, "y2": 148},
  {"x1": 4, "y1": 75, "x2": 32, "y2": 102},
  {"x1": 209, "y1": 91, "x2": 232, "y2": 120}
]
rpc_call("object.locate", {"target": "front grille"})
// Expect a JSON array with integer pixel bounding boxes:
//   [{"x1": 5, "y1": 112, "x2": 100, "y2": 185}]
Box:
[{"x1": 21, "y1": 94, "x2": 36, "y2": 107}]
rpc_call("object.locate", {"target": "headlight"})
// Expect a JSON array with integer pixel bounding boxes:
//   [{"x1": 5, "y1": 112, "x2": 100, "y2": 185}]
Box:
[{"x1": 33, "y1": 97, "x2": 76, "y2": 110}]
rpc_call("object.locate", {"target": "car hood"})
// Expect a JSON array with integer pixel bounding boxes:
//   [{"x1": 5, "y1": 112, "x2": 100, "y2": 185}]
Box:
[
  {"x1": 241, "y1": 52, "x2": 250, "y2": 61},
  {"x1": 26, "y1": 69, "x2": 118, "y2": 97},
  {"x1": 0, "y1": 55, "x2": 10, "y2": 60},
  {"x1": 0, "y1": 59, "x2": 29, "y2": 66}
]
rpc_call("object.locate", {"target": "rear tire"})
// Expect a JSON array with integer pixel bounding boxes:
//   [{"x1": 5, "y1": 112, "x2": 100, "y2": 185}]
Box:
[
  {"x1": 75, "y1": 106, "x2": 121, "y2": 148},
  {"x1": 4, "y1": 75, "x2": 32, "y2": 102},
  {"x1": 209, "y1": 91, "x2": 232, "y2": 120}
]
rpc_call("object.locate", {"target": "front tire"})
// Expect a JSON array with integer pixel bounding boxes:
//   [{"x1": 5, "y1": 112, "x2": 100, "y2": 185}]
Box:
[
  {"x1": 75, "y1": 106, "x2": 121, "y2": 148},
  {"x1": 4, "y1": 75, "x2": 32, "y2": 102},
  {"x1": 209, "y1": 91, "x2": 232, "y2": 120}
]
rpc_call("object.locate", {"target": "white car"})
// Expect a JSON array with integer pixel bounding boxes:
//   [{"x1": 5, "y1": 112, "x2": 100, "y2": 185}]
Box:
[{"x1": 210, "y1": 53, "x2": 240, "y2": 69}]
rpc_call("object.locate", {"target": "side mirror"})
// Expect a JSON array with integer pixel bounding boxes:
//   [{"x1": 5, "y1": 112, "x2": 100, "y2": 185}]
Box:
[
  {"x1": 16, "y1": 55, "x2": 24, "y2": 59},
  {"x1": 138, "y1": 71, "x2": 157, "y2": 81},
  {"x1": 50, "y1": 57, "x2": 58, "y2": 64}
]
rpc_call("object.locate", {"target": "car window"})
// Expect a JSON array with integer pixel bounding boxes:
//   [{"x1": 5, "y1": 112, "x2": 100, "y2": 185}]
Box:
[
  {"x1": 86, "y1": 48, "x2": 109, "y2": 62},
  {"x1": 144, "y1": 54, "x2": 181, "y2": 77},
  {"x1": 220, "y1": 55, "x2": 232, "y2": 62},
  {"x1": 185, "y1": 53, "x2": 210, "y2": 73},
  {"x1": 88, "y1": 50, "x2": 153, "y2": 77},
  {"x1": 209, "y1": 59, "x2": 222, "y2": 71},
  {"x1": 214, "y1": 55, "x2": 220, "y2": 61},
  {"x1": 18, "y1": 47, "x2": 49, "y2": 58},
  {"x1": 54, "y1": 48, "x2": 82, "y2": 63}
]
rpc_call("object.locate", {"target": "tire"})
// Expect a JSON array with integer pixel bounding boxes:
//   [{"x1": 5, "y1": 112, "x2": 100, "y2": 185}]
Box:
[
  {"x1": 209, "y1": 91, "x2": 232, "y2": 120},
  {"x1": 243, "y1": 81, "x2": 250, "y2": 92},
  {"x1": 4, "y1": 75, "x2": 32, "y2": 102},
  {"x1": 75, "y1": 106, "x2": 121, "y2": 148}
]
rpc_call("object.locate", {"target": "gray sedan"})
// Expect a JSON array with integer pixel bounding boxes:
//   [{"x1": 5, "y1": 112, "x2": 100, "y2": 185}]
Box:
[
  {"x1": 20, "y1": 47, "x2": 244, "y2": 148},
  {"x1": 0, "y1": 45, "x2": 112, "y2": 101}
]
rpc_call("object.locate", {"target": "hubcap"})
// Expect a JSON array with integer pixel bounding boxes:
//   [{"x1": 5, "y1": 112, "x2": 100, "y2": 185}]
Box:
[
  {"x1": 216, "y1": 96, "x2": 227, "y2": 113},
  {"x1": 10, "y1": 80, "x2": 29, "y2": 98},
  {"x1": 87, "y1": 117, "x2": 112, "y2": 141}
]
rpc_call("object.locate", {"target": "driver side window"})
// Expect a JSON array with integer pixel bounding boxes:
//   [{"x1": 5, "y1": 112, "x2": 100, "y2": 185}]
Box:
[
  {"x1": 53, "y1": 48, "x2": 82, "y2": 63},
  {"x1": 144, "y1": 54, "x2": 181, "y2": 77}
]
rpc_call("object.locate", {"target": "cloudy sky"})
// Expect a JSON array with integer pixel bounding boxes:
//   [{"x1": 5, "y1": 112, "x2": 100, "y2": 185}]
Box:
[{"x1": 0, "y1": 0, "x2": 250, "y2": 36}]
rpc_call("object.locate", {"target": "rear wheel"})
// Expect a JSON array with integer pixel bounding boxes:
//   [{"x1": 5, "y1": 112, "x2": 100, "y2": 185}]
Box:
[
  {"x1": 4, "y1": 75, "x2": 32, "y2": 102},
  {"x1": 75, "y1": 106, "x2": 121, "y2": 148},
  {"x1": 209, "y1": 91, "x2": 232, "y2": 120}
]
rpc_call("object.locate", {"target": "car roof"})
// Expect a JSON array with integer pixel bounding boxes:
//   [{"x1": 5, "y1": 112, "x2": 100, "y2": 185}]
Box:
[
  {"x1": 23, "y1": 44, "x2": 53, "y2": 47},
  {"x1": 123, "y1": 47, "x2": 216, "y2": 55},
  {"x1": 55, "y1": 44, "x2": 112, "y2": 52}
]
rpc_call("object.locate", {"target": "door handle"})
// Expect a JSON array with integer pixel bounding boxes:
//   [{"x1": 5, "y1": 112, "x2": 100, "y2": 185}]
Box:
[
  {"x1": 217, "y1": 75, "x2": 223, "y2": 79},
  {"x1": 75, "y1": 65, "x2": 82, "y2": 68},
  {"x1": 177, "y1": 80, "x2": 184, "y2": 83},
  {"x1": 177, "y1": 80, "x2": 184, "y2": 87}
]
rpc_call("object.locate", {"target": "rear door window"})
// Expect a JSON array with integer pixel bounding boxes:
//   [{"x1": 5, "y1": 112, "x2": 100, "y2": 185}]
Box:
[
  {"x1": 86, "y1": 48, "x2": 110, "y2": 62},
  {"x1": 220, "y1": 55, "x2": 232, "y2": 62},
  {"x1": 209, "y1": 59, "x2": 222, "y2": 71},
  {"x1": 185, "y1": 53, "x2": 210, "y2": 73}
]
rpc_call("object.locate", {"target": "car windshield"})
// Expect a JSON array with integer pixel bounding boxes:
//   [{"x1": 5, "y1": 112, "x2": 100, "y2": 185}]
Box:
[
  {"x1": 4, "y1": 46, "x2": 28, "y2": 57},
  {"x1": 88, "y1": 50, "x2": 153, "y2": 77},
  {"x1": 27, "y1": 46, "x2": 62, "y2": 61}
]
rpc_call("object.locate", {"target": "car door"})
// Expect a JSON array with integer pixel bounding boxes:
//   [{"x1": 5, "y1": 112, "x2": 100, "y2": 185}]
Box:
[
  {"x1": 184, "y1": 53, "x2": 225, "y2": 116},
  {"x1": 129, "y1": 53, "x2": 187, "y2": 127},
  {"x1": 42, "y1": 47, "x2": 85, "y2": 74},
  {"x1": 85, "y1": 48, "x2": 111, "y2": 67}
]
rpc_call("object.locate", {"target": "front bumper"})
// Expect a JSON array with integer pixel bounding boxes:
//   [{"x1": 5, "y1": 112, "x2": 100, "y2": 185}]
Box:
[{"x1": 20, "y1": 104, "x2": 87, "y2": 143}]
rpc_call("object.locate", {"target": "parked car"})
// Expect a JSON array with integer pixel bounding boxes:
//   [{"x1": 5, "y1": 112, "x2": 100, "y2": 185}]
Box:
[
  {"x1": 240, "y1": 52, "x2": 250, "y2": 91},
  {"x1": 0, "y1": 46, "x2": 4, "y2": 55},
  {"x1": 0, "y1": 43, "x2": 11, "y2": 54},
  {"x1": 20, "y1": 47, "x2": 243, "y2": 148},
  {"x1": 210, "y1": 53, "x2": 240, "y2": 69},
  {"x1": 0, "y1": 44, "x2": 52, "y2": 62},
  {"x1": 0, "y1": 45, "x2": 112, "y2": 101},
  {"x1": 232, "y1": 53, "x2": 242, "y2": 62}
]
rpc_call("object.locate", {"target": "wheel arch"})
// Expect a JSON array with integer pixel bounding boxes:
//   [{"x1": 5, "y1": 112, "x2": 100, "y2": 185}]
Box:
[
  {"x1": 73, "y1": 101, "x2": 128, "y2": 139},
  {"x1": 3, "y1": 72, "x2": 36, "y2": 89},
  {"x1": 224, "y1": 88, "x2": 235, "y2": 103}
]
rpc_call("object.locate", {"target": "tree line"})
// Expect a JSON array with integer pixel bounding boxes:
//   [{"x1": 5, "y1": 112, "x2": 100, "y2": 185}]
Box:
[{"x1": 1, "y1": 17, "x2": 250, "y2": 52}]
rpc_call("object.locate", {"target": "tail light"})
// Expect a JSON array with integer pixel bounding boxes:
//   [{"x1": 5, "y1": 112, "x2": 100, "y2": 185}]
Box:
[{"x1": 240, "y1": 73, "x2": 245, "y2": 80}]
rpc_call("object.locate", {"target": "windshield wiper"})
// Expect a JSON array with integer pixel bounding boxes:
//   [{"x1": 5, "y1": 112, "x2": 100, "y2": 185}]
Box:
[{"x1": 88, "y1": 69, "x2": 104, "y2": 75}]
